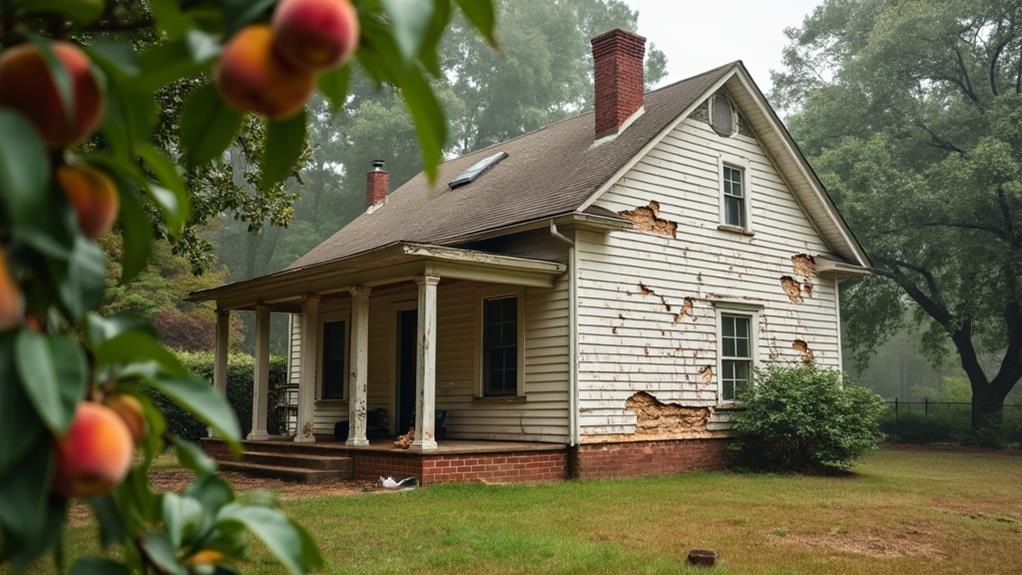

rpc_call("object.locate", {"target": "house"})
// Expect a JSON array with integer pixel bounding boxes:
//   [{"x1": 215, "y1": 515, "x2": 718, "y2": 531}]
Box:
[{"x1": 194, "y1": 29, "x2": 870, "y2": 484}]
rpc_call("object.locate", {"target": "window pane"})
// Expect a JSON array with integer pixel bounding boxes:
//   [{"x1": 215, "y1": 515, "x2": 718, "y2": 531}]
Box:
[
  {"x1": 724, "y1": 196, "x2": 744, "y2": 227},
  {"x1": 483, "y1": 297, "x2": 518, "y2": 396},
  {"x1": 722, "y1": 315, "x2": 735, "y2": 337},
  {"x1": 722, "y1": 337, "x2": 736, "y2": 357},
  {"x1": 735, "y1": 337, "x2": 749, "y2": 358},
  {"x1": 734, "y1": 316, "x2": 749, "y2": 338},
  {"x1": 321, "y1": 320, "x2": 345, "y2": 400}
]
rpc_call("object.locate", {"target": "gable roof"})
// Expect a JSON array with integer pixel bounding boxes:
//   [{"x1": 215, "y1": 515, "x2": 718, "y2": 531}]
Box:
[{"x1": 287, "y1": 62, "x2": 736, "y2": 270}]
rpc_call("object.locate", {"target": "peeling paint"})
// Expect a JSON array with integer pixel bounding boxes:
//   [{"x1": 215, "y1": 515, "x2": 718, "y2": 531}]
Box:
[
  {"x1": 624, "y1": 392, "x2": 711, "y2": 437},
  {"x1": 792, "y1": 339, "x2": 815, "y2": 364},
  {"x1": 802, "y1": 282, "x2": 814, "y2": 298},
  {"x1": 619, "y1": 200, "x2": 678, "y2": 238},
  {"x1": 674, "y1": 297, "x2": 695, "y2": 322},
  {"x1": 780, "y1": 276, "x2": 804, "y2": 303},
  {"x1": 638, "y1": 282, "x2": 654, "y2": 295},
  {"x1": 791, "y1": 254, "x2": 816, "y2": 278},
  {"x1": 699, "y1": 365, "x2": 713, "y2": 385}
]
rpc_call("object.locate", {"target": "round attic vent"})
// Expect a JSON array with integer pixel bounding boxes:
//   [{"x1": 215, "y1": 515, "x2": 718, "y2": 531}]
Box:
[{"x1": 710, "y1": 92, "x2": 736, "y2": 137}]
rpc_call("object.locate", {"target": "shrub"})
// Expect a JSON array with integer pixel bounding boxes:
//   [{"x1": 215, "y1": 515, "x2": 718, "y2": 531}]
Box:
[
  {"x1": 147, "y1": 351, "x2": 289, "y2": 441},
  {"x1": 731, "y1": 365, "x2": 886, "y2": 471},
  {"x1": 880, "y1": 412, "x2": 965, "y2": 444}
]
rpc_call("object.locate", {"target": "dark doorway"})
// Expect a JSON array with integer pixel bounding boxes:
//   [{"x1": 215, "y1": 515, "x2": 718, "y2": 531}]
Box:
[{"x1": 396, "y1": 308, "x2": 417, "y2": 434}]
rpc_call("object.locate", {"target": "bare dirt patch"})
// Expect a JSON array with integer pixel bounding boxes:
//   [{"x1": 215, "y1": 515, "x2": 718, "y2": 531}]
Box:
[{"x1": 771, "y1": 528, "x2": 945, "y2": 559}]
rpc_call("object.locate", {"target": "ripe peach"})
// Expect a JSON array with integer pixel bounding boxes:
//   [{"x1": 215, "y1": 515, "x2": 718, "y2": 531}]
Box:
[
  {"x1": 0, "y1": 41, "x2": 103, "y2": 148},
  {"x1": 53, "y1": 402, "x2": 133, "y2": 498},
  {"x1": 188, "y1": 550, "x2": 225, "y2": 566},
  {"x1": 104, "y1": 394, "x2": 147, "y2": 445},
  {"x1": 216, "y1": 25, "x2": 315, "y2": 119},
  {"x1": 272, "y1": 0, "x2": 360, "y2": 72},
  {"x1": 0, "y1": 245, "x2": 22, "y2": 331},
  {"x1": 57, "y1": 164, "x2": 119, "y2": 239}
]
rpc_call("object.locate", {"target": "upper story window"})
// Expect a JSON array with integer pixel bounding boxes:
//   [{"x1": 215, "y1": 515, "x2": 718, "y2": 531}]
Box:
[
  {"x1": 321, "y1": 319, "x2": 346, "y2": 400},
  {"x1": 482, "y1": 296, "x2": 518, "y2": 396},
  {"x1": 720, "y1": 313, "x2": 753, "y2": 402},
  {"x1": 722, "y1": 165, "x2": 746, "y2": 228}
]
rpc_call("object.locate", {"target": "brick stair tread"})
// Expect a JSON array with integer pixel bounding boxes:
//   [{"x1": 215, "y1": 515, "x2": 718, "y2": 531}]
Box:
[
  {"x1": 240, "y1": 451, "x2": 352, "y2": 470},
  {"x1": 218, "y1": 460, "x2": 351, "y2": 483}
]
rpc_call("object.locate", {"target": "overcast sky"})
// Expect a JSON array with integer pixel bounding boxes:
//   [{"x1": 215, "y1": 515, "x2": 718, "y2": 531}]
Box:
[{"x1": 624, "y1": 0, "x2": 822, "y2": 93}]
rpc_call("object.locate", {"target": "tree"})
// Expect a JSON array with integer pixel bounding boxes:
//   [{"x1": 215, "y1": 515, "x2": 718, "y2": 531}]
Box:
[
  {"x1": 0, "y1": 0, "x2": 495, "y2": 572},
  {"x1": 774, "y1": 0, "x2": 1022, "y2": 428}
]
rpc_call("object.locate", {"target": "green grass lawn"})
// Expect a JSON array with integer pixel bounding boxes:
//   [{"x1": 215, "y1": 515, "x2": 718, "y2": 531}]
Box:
[{"x1": 26, "y1": 447, "x2": 1022, "y2": 574}]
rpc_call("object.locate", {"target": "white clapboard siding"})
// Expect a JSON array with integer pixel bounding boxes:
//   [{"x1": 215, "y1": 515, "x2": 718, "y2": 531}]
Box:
[
  {"x1": 291, "y1": 276, "x2": 571, "y2": 442},
  {"x1": 575, "y1": 110, "x2": 842, "y2": 438}
]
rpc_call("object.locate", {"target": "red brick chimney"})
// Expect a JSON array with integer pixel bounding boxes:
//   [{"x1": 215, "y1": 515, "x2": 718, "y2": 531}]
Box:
[
  {"x1": 366, "y1": 160, "x2": 388, "y2": 207},
  {"x1": 591, "y1": 29, "x2": 647, "y2": 139}
]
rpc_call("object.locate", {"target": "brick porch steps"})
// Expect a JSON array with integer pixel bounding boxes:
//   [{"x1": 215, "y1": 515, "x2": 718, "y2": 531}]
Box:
[{"x1": 217, "y1": 459, "x2": 352, "y2": 483}]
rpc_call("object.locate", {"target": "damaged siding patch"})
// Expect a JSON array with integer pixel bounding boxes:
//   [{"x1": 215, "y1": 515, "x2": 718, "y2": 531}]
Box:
[
  {"x1": 674, "y1": 297, "x2": 695, "y2": 322},
  {"x1": 792, "y1": 339, "x2": 815, "y2": 364},
  {"x1": 619, "y1": 200, "x2": 678, "y2": 238},
  {"x1": 791, "y1": 254, "x2": 816, "y2": 299},
  {"x1": 625, "y1": 392, "x2": 711, "y2": 437},
  {"x1": 780, "y1": 276, "x2": 803, "y2": 303}
]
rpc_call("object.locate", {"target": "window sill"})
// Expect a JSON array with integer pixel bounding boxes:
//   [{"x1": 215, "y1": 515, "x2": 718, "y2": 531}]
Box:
[
  {"x1": 714, "y1": 402, "x2": 746, "y2": 411},
  {"x1": 717, "y1": 224, "x2": 754, "y2": 236},
  {"x1": 472, "y1": 395, "x2": 527, "y2": 403},
  {"x1": 316, "y1": 398, "x2": 347, "y2": 405}
]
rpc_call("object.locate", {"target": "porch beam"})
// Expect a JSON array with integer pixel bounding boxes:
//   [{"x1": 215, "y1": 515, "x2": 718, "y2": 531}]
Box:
[
  {"x1": 411, "y1": 275, "x2": 440, "y2": 450},
  {"x1": 210, "y1": 308, "x2": 230, "y2": 437},
  {"x1": 248, "y1": 305, "x2": 272, "y2": 440},
  {"x1": 346, "y1": 286, "x2": 371, "y2": 446},
  {"x1": 295, "y1": 295, "x2": 320, "y2": 442}
]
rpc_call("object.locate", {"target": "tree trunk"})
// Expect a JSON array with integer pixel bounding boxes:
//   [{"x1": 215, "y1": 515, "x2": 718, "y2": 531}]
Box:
[{"x1": 971, "y1": 393, "x2": 1004, "y2": 429}]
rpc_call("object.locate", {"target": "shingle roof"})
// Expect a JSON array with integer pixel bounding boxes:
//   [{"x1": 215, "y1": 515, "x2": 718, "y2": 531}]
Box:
[{"x1": 287, "y1": 62, "x2": 737, "y2": 270}]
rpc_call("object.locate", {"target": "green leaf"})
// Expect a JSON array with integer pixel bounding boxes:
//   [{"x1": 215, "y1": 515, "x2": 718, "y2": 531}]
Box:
[
  {"x1": 15, "y1": 331, "x2": 85, "y2": 433},
  {"x1": 0, "y1": 109, "x2": 50, "y2": 224},
  {"x1": 382, "y1": 0, "x2": 435, "y2": 60},
  {"x1": 163, "y1": 493, "x2": 204, "y2": 547},
  {"x1": 114, "y1": 180, "x2": 154, "y2": 283},
  {"x1": 84, "y1": 312, "x2": 156, "y2": 350},
  {"x1": 94, "y1": 331, "x2": 186, "y2": 375},
  {"x1": 224, "y1": 0, "x2": 277, "y2": 37},
  {"x1": 88, "y1": 496, "x2": 128, "y2": 549},
  {"x1": 418, "y1": 0, "x2": 451, "y2": 77},
  {"x1": 217, "y1": 504, "x2": 319, "y2": 575},
  {"x1": 399, "y1": 65, "x2": 446, "y2": 183},
  {"x1": 102, "y1": 84, "x2": 157, "y2": 157},
  {"x1": 173, "y1": 436, "x2": 217, "y2": 476},
  {"x1": 180, "y1": 83, "x2": 244, "y2": 168},
  {"x1": 150, "y1": 0, "x2": 192, "y2": 40},
  {"x1": 317, "y1": 65, "x2": 351, "y2": 113},
  {"x1": 455, "y1": 0, "x2": 497, "y2": 46},
  {"x1": 136, "y1": 31, "x2": 220, "y2": 91},
  {"x1": 70, "y1": 557, "x2": 131, "y2": 575},
  {"x1": 183, "y1": 474, "x2": 234, "y2": 515},
  {"x1": 146, "y1": 375, "x2": 241, "y2": 444},
  {"x1": 261, "y1": 111, "x2": 307, "y2": 191},
  {"x1": 0, "y1": 335, "x2": 43, "y2": 474},
  {"x1": 0, "y1": 443, "x2": 54, "y2": 546},
  {"x1": 26, "y1": 33, "x2": 75, "y2": 125},
  {"x1": 14, "y1": 0, "x2": 105, "y2": 25},
  {"x1": 86, "y1": 41, "x2": 140, "y2": 78},
  {"x1": 55, "y1": 236, "x2": 106, "y2": 320},
  {"x1": 141, "y1": 532, "x2": 187, "y2": 575}
]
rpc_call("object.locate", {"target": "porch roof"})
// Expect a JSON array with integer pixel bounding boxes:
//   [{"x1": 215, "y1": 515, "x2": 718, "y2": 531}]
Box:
[{"x1": 188, "y1": 242, "x2": 567, "y2": 310}]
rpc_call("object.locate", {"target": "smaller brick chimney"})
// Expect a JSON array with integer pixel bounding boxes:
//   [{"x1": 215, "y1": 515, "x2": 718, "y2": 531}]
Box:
[
  {"x1": 366, "y1": 160, "x2": 388, "y2": 207},
  {"x1": 591, "y1": 28, "x2": 647, "y2": 140}
]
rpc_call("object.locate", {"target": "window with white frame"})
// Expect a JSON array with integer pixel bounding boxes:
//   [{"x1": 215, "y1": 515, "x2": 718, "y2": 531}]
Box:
[
  {"x1": 320, "y1": 319, "x2": 346, "y2": 400},
  {"x1": 722, "y1": 164, "x2": 747, "y2": 228},
  {"x1": 482, "y1": 296, "x2": 518, "y2": 396},
  {"x1": 720, "y1": 313, "x2": 753, "y2": 401}
]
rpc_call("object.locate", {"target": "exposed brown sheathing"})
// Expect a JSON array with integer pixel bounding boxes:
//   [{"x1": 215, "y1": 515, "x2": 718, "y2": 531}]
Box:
[
  {"x1": 792, "y1": 339, "x2": 815, "y2": 364},
  {"x1": 699, "y1": 365, "x2": 713, "y2": 385},
  {"x1": 674, "y1": 297, "x2": 694, "y2": 322},
  {"x1": 624, "y1": 392, "x2": 712, "y2": 438},
  {"x1": 780, "y1": 275, "x2": 803, "y2": 303},
  {"x1": 619, "y1": 200, "x2": 678, "y2": 238},
  {"x1": 791, "y1": 254, "x2": 816, "y2": 278}
]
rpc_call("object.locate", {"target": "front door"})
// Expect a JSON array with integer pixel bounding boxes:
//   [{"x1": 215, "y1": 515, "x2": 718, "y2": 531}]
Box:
[{"x1": 395, "y1": 309, "x2": 417, "y2": 434}]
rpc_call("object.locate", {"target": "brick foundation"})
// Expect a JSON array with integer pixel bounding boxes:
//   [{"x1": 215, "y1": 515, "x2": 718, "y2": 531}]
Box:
[
  {"x1": 570, "y1": 438, "x2": 729, "y2": 479},
  {"x1": 355, "y1": 450, "x2": 568, "y2": 485}
]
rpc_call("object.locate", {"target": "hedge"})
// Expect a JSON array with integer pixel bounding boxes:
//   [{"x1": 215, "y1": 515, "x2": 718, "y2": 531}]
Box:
[{"x1": 148, "y1": 351, "x2": 289, "y2": 441}]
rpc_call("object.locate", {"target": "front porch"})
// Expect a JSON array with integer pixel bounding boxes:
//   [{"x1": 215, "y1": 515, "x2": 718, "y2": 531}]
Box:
[{"x1": 191, "y1": 241, "x2": 573, "y2": 480}]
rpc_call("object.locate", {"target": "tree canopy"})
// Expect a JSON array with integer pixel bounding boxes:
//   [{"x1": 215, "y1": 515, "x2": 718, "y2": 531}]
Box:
[{"x1": 775, "y1": 0, "x2": 1022, "y2": 425}]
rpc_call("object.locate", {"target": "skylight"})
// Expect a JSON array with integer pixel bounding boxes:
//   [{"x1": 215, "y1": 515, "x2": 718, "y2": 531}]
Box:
[{"x1": 448, "y1": 151, "x2": 508, "y2": 189}]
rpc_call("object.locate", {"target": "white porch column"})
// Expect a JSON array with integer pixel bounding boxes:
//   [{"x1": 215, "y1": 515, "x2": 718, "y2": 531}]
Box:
[
  {"x1": 248, "y1": 305, "x2": 272, "y2": 440},
  {"x1": 210, "y1": 308, "x2": 230, "y2": 438},
  {"x1": 346, "y1": 286, "x2": 371, "y2": 446},
  {"x1": 411, "y1": 275, "x2": 440, "y2": 450},
  {"x1": 295, "y1": 295, "x2": 320, "y2": 443}
]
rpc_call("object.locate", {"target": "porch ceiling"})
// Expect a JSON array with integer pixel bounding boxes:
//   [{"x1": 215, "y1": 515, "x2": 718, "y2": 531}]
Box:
[{"x1": 188, "y1": 242, "x2": 567, "y2": 310}]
